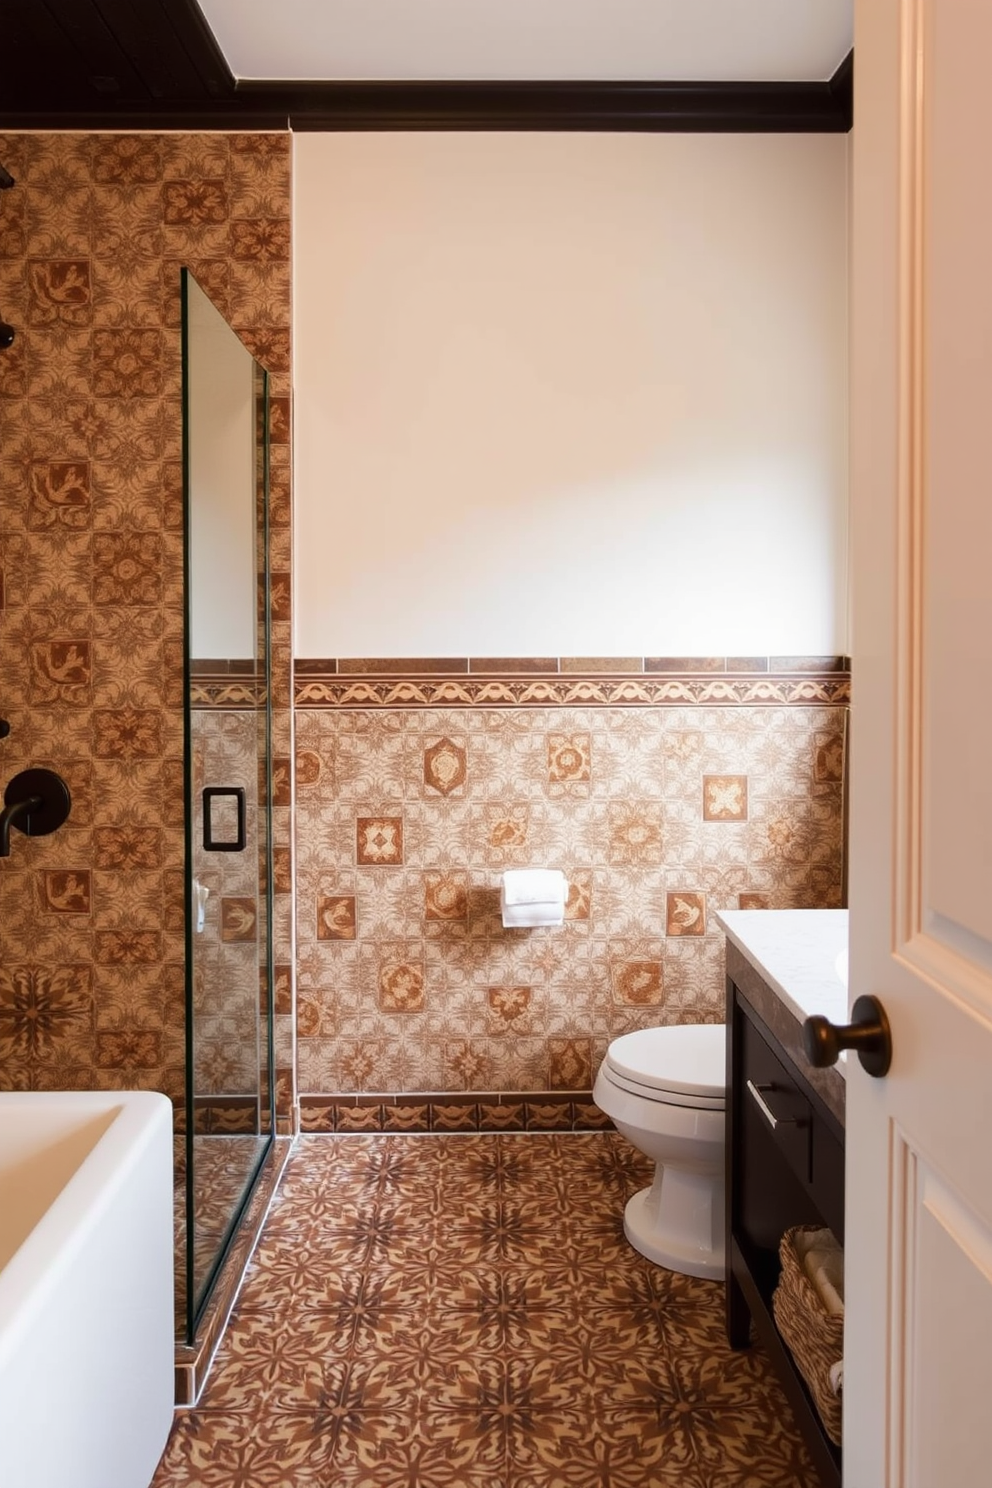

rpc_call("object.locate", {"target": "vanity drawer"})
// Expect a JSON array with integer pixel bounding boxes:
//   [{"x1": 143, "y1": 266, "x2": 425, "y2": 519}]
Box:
[{"x1": 741, "y1": 1014, "x2": 811, "y2": 1188}]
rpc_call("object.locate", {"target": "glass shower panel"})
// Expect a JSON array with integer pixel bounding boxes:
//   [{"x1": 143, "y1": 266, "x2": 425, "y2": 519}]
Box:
[{"x1": 181, "y1": 270, "x2": 274, "y2": 1341}]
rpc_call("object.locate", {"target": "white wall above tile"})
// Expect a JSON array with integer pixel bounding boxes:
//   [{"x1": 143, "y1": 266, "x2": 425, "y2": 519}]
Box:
[{"x1": 293, "y1": 132, "x2": 849, "y2": 658}]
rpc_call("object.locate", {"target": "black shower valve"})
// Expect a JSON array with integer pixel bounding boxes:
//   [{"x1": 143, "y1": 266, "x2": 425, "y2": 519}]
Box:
[{"x1": 0, "y1": 320, "x2": 14, "y2": 349}]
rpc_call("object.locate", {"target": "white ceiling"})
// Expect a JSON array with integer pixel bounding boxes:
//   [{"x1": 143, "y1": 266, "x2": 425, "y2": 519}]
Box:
[{"x1": 196, "y1": 0, "x2": 853, "y2": 84}]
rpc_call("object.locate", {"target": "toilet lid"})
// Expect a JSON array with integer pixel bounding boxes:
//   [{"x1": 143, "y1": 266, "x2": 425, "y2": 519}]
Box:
[{"x1": 605, "y1": 1024, "x2": 725, "y2": 1100}]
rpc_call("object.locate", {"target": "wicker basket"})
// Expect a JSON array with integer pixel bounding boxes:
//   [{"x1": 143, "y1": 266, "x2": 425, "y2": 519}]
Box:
[{"x1": 772, "y1": 1225, "x2": 844, "y2": 1446}]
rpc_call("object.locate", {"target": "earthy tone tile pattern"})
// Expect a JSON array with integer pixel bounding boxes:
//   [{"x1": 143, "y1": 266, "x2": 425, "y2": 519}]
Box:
[
  {"x1": 173, "y1": 1133, "x2": 268, "y2": 1334},
  {"x1": 295, "y1": 668, "x2": 851, "y2": 710},
  {"x1": 0, "y1": 134, "x2": 294, "y2": 1352},
  {"x1": 174, "y1": 1136, "x2": 294, "y2": 1405},
  {"x1": 190, "y1": 710, "x2": 266, "y2": 1101},
  {"x1": 298, "y1": 1094, "x2": 611, "y2": 1135},
  {"x1": 0, "y1": 130, "x2": 292, "y2": 1120},
  {"x1": 294, "y1": 699, "x2": 846, "y2": 1098},
  {"x1": 153, "y1": 1133, "x2": 814, "y2": 1487}
]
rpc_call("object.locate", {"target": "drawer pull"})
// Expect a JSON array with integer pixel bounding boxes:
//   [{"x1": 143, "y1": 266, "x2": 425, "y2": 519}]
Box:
[{"x1": 746, "y1": 1079, "x2": 796, "y2": 1130}]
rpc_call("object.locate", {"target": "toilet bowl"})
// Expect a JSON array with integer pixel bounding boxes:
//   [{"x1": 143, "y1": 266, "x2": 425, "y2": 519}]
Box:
[{"x1": 593, "y1": 1023, "x2": 726, "y2": 1279}]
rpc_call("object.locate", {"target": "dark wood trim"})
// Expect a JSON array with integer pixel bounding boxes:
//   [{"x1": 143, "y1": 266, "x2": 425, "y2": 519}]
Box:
[
  {"x1": 1, "y1": 76, "x2": 852, "y2": 133},
  {"x1": 1, "y1": 0, "x2": 854, "y2": 134},
  {"x1": 247, "y1": 76, "x2": 852, "y2": 133},
  {"x1": 829, "y1": 49, "x2": 854, "y2": 105}
]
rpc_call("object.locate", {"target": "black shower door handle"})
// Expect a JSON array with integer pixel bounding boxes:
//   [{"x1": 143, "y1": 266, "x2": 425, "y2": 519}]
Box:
[{"x1": 202, "y1": 787, "x2": 247, "y2": 852}]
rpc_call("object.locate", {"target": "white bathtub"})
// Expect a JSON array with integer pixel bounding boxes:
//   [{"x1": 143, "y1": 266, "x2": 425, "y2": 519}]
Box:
[{"x1": 0, "y1": 1091, "x2": 175, "y2": 1488}]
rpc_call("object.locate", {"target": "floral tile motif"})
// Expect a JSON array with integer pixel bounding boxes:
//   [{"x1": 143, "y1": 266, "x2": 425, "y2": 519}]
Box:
[
  {"x1": 612, "y1": 960, "x2": 665, "y2": 1006},
  {"x1": 548, "y1": 1038, "x2": 593, "y2": 1088},
  {"x1": 357, "y1": 815, "x2": 404, "y2": 866},
  {"x1": 424, "y1": 737, "x2": 467, "y2": 796},
  {"x1": 547, "y1": 733, "x2": 591, "y2": 787},
  {"x1": 487, "y1": 986, "x2": 533, "y2": 1033},
  {"x1": 296, "y1": 748, "x2": 321, "y2": 785},
  {"x1": 0, "y1": 964, "x2": 93, "y2": 1060},
  {"x1": 666, "y1": 892, "x2": 706, "y2": 937},
  {"x1": 703, "y1": 774, "x2": 749, "y2": 821},
  {"x1": 424, "y1": 871, "x2": 468, "y2": 921},
  {"x1": 379, "y1": 960, "x2": 425, "y2": 1013},
  {"x1": 814, "y1": 730, "x2": 845, "y2": 783},
  {"x1": 608, "y1": 803, "x2": 664, "y2": 865},
  {"x1": 152, "y1": 1134, "x2": 814, "y2": 1488}
]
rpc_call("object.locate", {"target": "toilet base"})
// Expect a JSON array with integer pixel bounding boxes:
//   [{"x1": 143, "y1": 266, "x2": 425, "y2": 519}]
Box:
[{"x1": 623, "y1": 1171, "x2": 725, "y2": 1280}]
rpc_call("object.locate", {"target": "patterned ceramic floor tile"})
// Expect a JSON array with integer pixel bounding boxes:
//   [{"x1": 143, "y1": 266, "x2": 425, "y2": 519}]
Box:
[{"x1": 154, "y1": 1134, "x2": 816, "y2": 1488}]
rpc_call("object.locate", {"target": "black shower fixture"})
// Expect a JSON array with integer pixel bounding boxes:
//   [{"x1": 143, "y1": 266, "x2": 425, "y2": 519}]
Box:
[{"x1": 0, "y1": 162, "x2": 14, "y2": 348}]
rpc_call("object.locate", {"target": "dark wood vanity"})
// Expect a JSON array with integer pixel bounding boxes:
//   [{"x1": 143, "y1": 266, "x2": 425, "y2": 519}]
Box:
[{"x1": 723, "y1": 934, "x2": 846, "y2": 1488}]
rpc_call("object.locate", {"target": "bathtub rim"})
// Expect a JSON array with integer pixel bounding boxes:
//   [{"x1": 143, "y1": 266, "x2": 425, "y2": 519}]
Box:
[{"x1": 0, "y1": 1089, "x2": 174, "y2": 1367}]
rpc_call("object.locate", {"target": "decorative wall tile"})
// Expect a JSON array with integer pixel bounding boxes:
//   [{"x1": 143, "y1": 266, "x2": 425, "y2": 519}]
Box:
[
  {"x1": 29, "y1": 460, "x2": 91, "y2": 528},
  {"x1": 486, "y1": 985, "x2": 533, "y2": 1033},
  {"x1": 547, "y1": 732, "x2": 591, "y2": 788},
  {"x1": 423, "y1": 736, "x2": 467, "y2": 796},
  {"x1": 548, "y1": 1037, "x2": 593, "y2": 1089},
  {"x1": 378, "y1": 959, "x2": 425, "y2": 1013},
  {"x1": 92, "y1": 707, "x2": 163, "y2": 759},
  {"x1": 612, "y1": 960, "x2": 665, "y2": 1006},
  {"x1": 703, "y1": 774, "x2": 749, "y2": 821},
  {"x1": 424, "y1": 871, "x2": 469, "y2": 921},
  {"x1": 28, "y1": 259, "x2": 92, "y2": 325},
  {"x1": 295, "y1": 690, "x2": 845, "y2": 1101},
  {"x1": 564, "y1": 870, "x2": 592, "y2": 920},
  {"x1": 814, "y1": 729, "x2": 845, "y2": 783},
  {"x1": 608, "y1": 803, "x2": 664, "y2": 866},
  {"x1": 221, "y1": 898, "x2": 257, "y2": 943},
  {"x1": 666, "y1": 892, "x2": 707, "y2": 937},
  {"x1": 356, "y1": 815, "x2": 404, "y2": 866},
  {"x1": 316, "y1": 894, "x2": 357, "y2": 941},
  {"x1": 38, "y1": 869, "x2": 92, "y2": 915},
  {"x1": 0, "y1": 964, "x2": 93, "y2": 1062},
  {"x1": 0, "y1": 120, "x2": 295, "y2": 1164}
]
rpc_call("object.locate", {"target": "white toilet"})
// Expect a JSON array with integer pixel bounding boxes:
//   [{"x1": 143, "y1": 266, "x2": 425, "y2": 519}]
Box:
[{"x1": 592, "y1": 1023, "x2": 726, "y2": 1279}]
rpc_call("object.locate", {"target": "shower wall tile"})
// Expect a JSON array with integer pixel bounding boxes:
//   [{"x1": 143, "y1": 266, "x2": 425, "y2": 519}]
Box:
[
  {"x1": 294, "y1": 668, "x2": 848, "y2": 1106},
  {"x1": 0, "y1": 132, "x2": 294, "y2": 1123}
]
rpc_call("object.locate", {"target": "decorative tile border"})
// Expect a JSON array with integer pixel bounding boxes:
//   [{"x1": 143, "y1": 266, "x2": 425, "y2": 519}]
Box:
[
  {"x1": 299, "y1": 1092, "x2": 612, "y2": 1134},
  {"x1": 295, "y1": 663, "x2": 851, "y2": 711},
  {"x1": 190, "y1": 681, "x2": 265, "y2": 709}
]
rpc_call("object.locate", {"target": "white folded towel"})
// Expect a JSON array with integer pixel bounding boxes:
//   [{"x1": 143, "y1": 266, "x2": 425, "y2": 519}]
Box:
[
  {"x1": 501, "y1": 903, "x2": 565, "y2": 928},
  {"x1": 500, "y1": 869, "x2": 567, "y2": 907}
]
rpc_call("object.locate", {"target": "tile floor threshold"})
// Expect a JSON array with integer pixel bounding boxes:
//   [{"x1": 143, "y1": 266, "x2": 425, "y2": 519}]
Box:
[{"x1": 153, "y1": 1132, "x2": 814, "y2": 1487}]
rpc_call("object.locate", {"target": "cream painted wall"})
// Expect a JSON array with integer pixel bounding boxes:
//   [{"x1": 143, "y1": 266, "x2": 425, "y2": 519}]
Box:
[
  {"x1": 187, "y1": 274, "x2": 257, "y2": 660},
  {"x1": 293, "y1": 132, "x2": 848, "y2": 658}
]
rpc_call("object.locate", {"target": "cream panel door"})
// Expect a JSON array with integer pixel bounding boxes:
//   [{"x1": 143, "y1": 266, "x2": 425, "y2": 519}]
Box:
[{"x1": 846, "y1": 0, "x2": 992, "y2": 1484}]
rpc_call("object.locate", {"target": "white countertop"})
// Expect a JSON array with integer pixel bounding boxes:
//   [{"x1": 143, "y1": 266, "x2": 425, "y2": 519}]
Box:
[{"x1": 715, "y1": 908, "x2": 850, "y2": 1038}]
